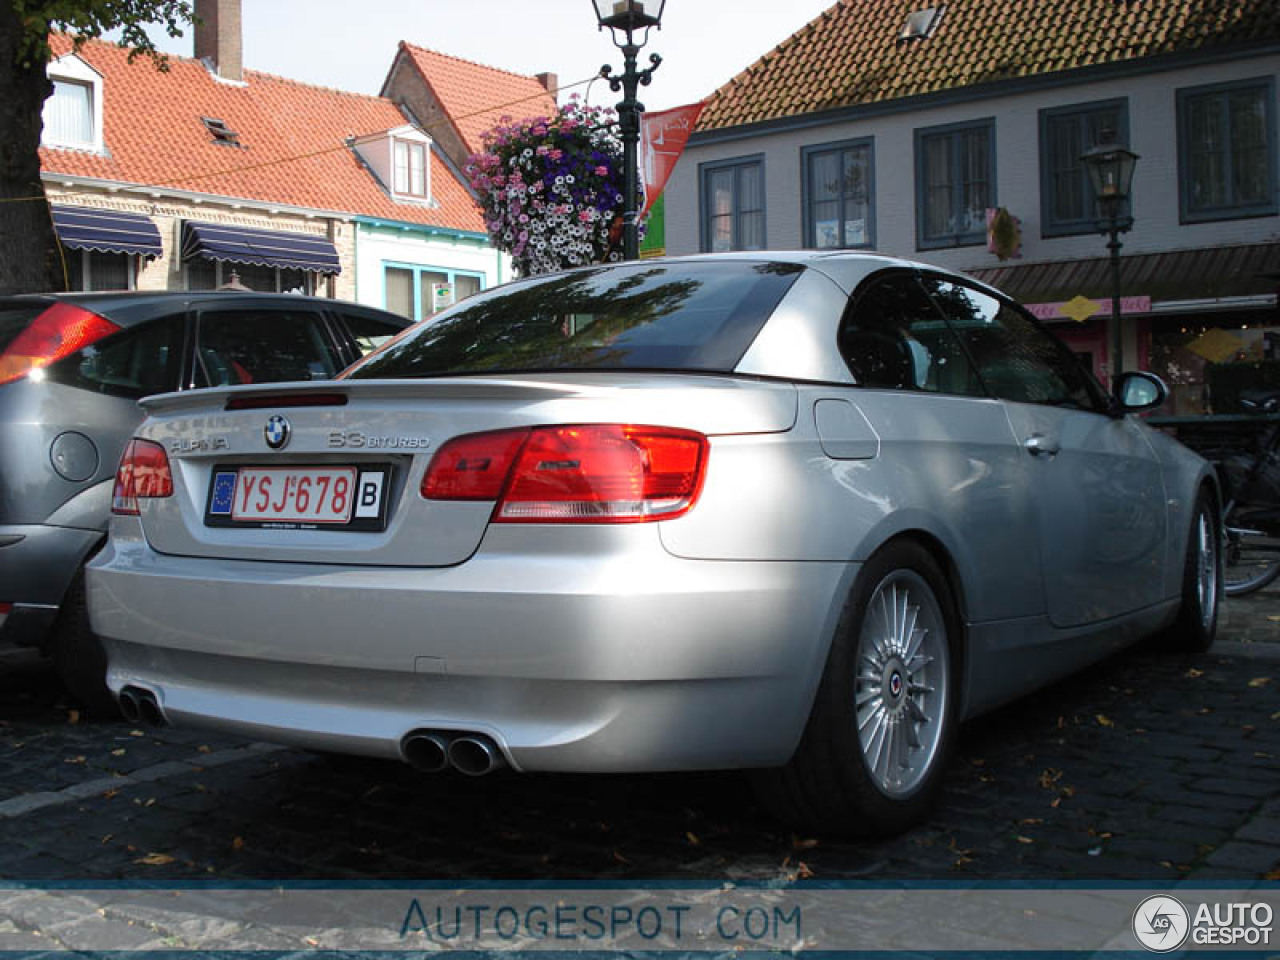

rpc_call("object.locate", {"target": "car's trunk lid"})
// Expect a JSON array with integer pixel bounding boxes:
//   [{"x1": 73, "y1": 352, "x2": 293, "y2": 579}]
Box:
[{"x1": 134, "y1": 373, "x2": 797, "y2": 566}]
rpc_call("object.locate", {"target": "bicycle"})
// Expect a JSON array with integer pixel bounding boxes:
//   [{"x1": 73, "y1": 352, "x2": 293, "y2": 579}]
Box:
[{"x1": 1214, "y1": 389, "x2": 1280, "y2": 597}]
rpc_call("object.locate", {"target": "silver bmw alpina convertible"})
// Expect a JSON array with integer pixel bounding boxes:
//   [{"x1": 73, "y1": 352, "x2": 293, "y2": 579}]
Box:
[{"x1": 86, "y1": 252, "x2": 1221, "y2": 835}]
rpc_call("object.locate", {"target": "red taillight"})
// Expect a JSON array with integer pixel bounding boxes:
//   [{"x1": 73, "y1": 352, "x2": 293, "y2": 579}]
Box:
[
  {"x1": 0, "y1": 302, "x2": 120, "y2": 386},
  {"x1": 112, "y1": 439, "x2": 174, "y2": 515},
  {"x1": 421, "y1": 424, "x2": 708, "y2": 523}
]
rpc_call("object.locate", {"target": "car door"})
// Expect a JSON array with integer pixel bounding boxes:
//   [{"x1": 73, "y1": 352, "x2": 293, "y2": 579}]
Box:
[
  {"x1": 922, "y1": 274, "x2": 1167, "y2": 628},
  {"x1": 833, "y1": 270, "x2": 1045, "y2": 624}
]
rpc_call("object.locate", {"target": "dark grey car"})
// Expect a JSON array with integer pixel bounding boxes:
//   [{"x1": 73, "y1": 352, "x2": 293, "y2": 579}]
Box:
[{"x1": 0, "y1": 291, "x2": 408, "y2": 711}]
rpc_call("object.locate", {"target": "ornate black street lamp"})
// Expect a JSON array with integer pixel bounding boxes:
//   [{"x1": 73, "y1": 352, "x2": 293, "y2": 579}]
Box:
[
  {"x1": 1080, "y1": 142, "x2": 1138, "y2": 388},
  {"x1": 593, "y1": 0, "x2": 665, "y2": 261}
]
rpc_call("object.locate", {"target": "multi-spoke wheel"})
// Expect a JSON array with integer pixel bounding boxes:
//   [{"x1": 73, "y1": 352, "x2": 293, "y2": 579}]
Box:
[
  {"x1": 854, "y1": 570, "x2": 949, "y2": 798},
  {"x1": 1161, "y1": 488, "x2": 1222, "y2": 653},
  {"x1": 752, "y1": 540, "x2": 958, "y2": 837}
]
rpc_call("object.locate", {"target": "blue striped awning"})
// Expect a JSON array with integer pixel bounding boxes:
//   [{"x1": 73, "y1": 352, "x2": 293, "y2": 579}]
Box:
[
  {"x1": 181, "y1": 221, "x2": 341, "y2": 275},
  {"x1": 51, "y1": 205, "x2": 163, "y2": 259}
]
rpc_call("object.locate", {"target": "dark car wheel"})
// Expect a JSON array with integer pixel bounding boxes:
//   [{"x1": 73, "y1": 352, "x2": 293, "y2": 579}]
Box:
[
  {"x1": 1161, "y1": 488, "x2": 1222, "y2": 653},
  {"x1": 48, "y1": 571, "x2": 118, "y2": 719},
  {"x1": 753, "y1": 539, "x2": 958, "y2": 837}
]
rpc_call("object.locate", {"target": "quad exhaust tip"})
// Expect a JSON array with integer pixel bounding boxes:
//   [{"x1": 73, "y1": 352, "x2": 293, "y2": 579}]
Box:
[
  {"x1": 118, "y1": 685, "x2": 168, "y2": 727},
  {"x1": 400, "y1": 730, "x2": 506, "y2": 776}
]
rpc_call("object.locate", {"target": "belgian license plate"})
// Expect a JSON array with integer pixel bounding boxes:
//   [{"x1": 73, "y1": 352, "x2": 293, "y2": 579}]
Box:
[{"x1": 204, "y1": 465, "x2": 390, "y2": 531}]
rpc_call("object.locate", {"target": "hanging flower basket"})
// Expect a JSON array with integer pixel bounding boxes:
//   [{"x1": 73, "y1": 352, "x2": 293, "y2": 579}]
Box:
[{"x1": 466, "y1": 97, "x2": 632, "y2": 277}]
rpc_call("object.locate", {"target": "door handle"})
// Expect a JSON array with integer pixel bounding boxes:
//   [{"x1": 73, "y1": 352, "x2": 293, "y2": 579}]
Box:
[{"x1": 1023, "y1": 433, "x2": 1060, "y2": 458}]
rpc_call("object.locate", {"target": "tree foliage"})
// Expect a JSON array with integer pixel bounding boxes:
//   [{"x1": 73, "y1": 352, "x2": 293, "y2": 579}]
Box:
[
  {"x1": 11, "y1": 0, "x2": 194, "y2": 68},
  {"x1": 0, "y1": 1, "x2": 194, "y2": 294}
]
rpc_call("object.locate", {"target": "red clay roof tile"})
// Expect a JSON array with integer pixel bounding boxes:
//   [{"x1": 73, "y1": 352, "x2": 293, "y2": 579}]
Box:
[
  {"x1": 40, "y1": 35, "x2": 484, "y2": 233},
  {"x1": 397, "y1": 43, "x2": 558, "y2": 157},
  {"x1": 699, "y1": 0, "x2": 1280, "y2": 131}
]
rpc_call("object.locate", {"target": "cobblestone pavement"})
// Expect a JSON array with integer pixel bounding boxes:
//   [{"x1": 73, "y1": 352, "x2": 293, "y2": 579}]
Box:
[{"x1": 0, "y1": 599, "x2": 1277, "y2": 890}]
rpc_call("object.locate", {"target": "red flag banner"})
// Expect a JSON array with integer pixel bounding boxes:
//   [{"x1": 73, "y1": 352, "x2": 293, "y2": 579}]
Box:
[{"x1": 640, "y1": 101, "x2": 707, "y2": 218}]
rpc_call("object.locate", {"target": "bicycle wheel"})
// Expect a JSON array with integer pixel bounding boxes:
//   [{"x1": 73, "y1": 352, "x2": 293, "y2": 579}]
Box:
[{"x1": 1222, "y1": 501, "x2": 1280, "y2": 597}]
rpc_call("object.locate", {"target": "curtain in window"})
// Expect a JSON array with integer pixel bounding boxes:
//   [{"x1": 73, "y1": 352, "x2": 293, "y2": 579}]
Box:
[
  {"x1": 409, "y1": 144, "x2": 426, "y2": 197},
  {"x1": 923, "y1": 136, "x2": 953, "y2": 240},
  {"x1": 1231, "y1": 90, "x2": 1269, "y2": 205},
  {"x1": 842, "y1": 148, "x2": 869, "y2": 246},
  {"x1": 737, "y1": 164, "x2": 764, "y2": 250},
  {"x1": 385, "y1": 267, "x2": 413, "y2": 318},
  {"x1": 1188, "y1": 96, "x2": 1227, "y2": 210},
  {"x1": 958, "y1": 129, "x2": 990, "y2": 237},
  {"x1": 455, "y1": 274, "x2": 481, "y2": 301},
  {"x1": 88, "y1": 252, "x2": 130, "y2": 291},
  {"x1": 809, "y1": 152, "x2": 840, "y2": 247},
  {"x1": 708, "y1": 169, "x2": 734, "y2": 252},
  {"x1": 1048, "y1": 115, "x2": 1084, "y2": 222},
  {"x1": 393, "y1": 141, "x2": 410, "y2": 194},
  {"x1": 44, "y1": 79, "x2": 93, "y2": 145}
]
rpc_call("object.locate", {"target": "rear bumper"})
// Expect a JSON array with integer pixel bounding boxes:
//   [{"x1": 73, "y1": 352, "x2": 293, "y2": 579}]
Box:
[
  {"x1": 87, "y1": 521, "x2": 854, "y2": 772},
  {"x1": 0, "y1": 524, "x2": 103, "y2": 650}
]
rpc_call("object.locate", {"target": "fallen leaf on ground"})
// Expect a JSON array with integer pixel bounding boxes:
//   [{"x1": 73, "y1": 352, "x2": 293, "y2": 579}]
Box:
[
  {"x1": 1184, "y1": 668, "x2": 1204, "y2": 679},
  {"x1": 1095, "y1": 714, "x2": 1114, "y2": 728},
  {"x1": 1015, "y1": 836, "x2": 1034, "y2": 844},
  {"x1": 134, "y1": 853, "x2": 175, "y2": 866},
  {"x1": 685, "y1": 831, "x2": 700, "y2": 846},
  {"x1": 1248, "y1": 677, "x2": 1272, "y2": 688},
  {"x1": 64, "y1": 756, "x2": 85, "y2": 765}
]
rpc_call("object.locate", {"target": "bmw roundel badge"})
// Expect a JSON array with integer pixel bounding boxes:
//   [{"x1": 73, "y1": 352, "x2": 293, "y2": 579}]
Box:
[{"x1": 264, "y1": 415, "x2": 291, "y2": 450}]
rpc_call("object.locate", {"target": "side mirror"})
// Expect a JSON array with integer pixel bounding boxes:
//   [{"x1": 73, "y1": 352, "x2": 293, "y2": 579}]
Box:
[{"x1": 1112, "y1": 370, "x2": 1168, "y2": 415}]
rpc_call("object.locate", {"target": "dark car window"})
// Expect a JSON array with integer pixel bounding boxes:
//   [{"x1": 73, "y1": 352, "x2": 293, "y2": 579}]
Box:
[
  {"x1": 840, "y1": 272, "x2": 985, "y2": 396},
  {"x1": 0, "y1": 304, "x2": 45, "y2": 354},
  {"x1": 194, "y1": 309, "x2": 340, "y2": 387},
  {"x1": 343, "y1": 261, "x2": 803, "y2": 379},
  {"x1": 922, "y1": 276, "x2": 1108, "y2": 412},
  {"x1": 335, "y1": 310, "x2": 405, "y2": 358},
  {"x1": 45, "y1": 314, "x2": 184, "y2": 399}
]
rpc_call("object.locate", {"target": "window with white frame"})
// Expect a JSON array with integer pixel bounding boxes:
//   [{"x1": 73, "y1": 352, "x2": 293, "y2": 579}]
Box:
[
  {"x1": 393, "y1": 140, "x2": 428, "y2": 198},
  {"x1": 384, "y1": 264, "x2": 483, "y2": 321},
  {"x1": 42, "y1": 55, "x2": 104, "y2": 152}
]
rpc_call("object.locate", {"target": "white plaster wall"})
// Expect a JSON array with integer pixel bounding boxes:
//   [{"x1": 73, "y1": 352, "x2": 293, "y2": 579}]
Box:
[
  {"x1": 665, "y1": 53, "x2": 1280, "y2": 273},
  {"x1": 353, "y1": 223, "x2": 511, "y2": 311}
]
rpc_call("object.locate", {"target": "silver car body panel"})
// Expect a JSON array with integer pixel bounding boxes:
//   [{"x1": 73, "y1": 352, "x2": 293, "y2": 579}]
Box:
[{"x1": 86, "y1": 253, "x2": 1217, "y2": 771}]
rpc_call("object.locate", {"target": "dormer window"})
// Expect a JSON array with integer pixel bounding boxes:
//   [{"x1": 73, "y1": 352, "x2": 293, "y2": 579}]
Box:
[
  {"x1": 42, "y1": 54, "x2": 104, "y2": 153},
  {"x1": 349, "y1": 124, "x2": 433, "y2": 205},
  {"x1": 394, "y1": 139, "x2": 427, "y2": 197},
  {"x1": 202, "y1": 116, "x2": 242, "y2": 147}
]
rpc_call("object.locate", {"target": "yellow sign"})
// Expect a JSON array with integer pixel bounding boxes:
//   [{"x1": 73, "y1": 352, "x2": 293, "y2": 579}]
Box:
[{"x1": 1060, "y1": 295, "x2": 1101, "y2": 324}]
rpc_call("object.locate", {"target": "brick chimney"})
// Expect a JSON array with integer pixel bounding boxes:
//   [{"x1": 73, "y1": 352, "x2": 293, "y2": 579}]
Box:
[
  {"x1": 194, "y1": 0, "x2": 243, "y2": 82},
  {"x1": 536, "y1": 72, "x2": 559, "y2": 102}
]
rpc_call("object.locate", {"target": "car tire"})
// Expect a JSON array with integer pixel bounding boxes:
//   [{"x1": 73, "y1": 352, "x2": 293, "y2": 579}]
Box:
[
  {"x1": 48, "y1": 571, "x2": 118, "y2": 719},
  {"x1": 753, "y1": 539, "x2": 959, "y2": 837},
  {"x1": 1161, "y1": 487, "x2": 1222, "y2": 654}
]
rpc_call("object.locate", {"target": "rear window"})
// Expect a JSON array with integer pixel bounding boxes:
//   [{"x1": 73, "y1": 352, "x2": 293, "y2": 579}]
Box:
[
  {"x1": 0, "y1": 304, "x2": 46, "y2": 355},
  {"x1": 343, "y1": 261, "x2": 803, "y2": 380}
]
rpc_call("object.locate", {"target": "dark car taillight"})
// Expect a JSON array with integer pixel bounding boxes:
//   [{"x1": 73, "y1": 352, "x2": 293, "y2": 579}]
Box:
[
  {"x1": 421, "y1": 424, "x2": 708, "y2": 523},
  {"x1": 0, "y1": 302, "x2": 120, "y2": 386},
  {"x1": 112, "y1": 439, "x2": 174, "y2": 515}
]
